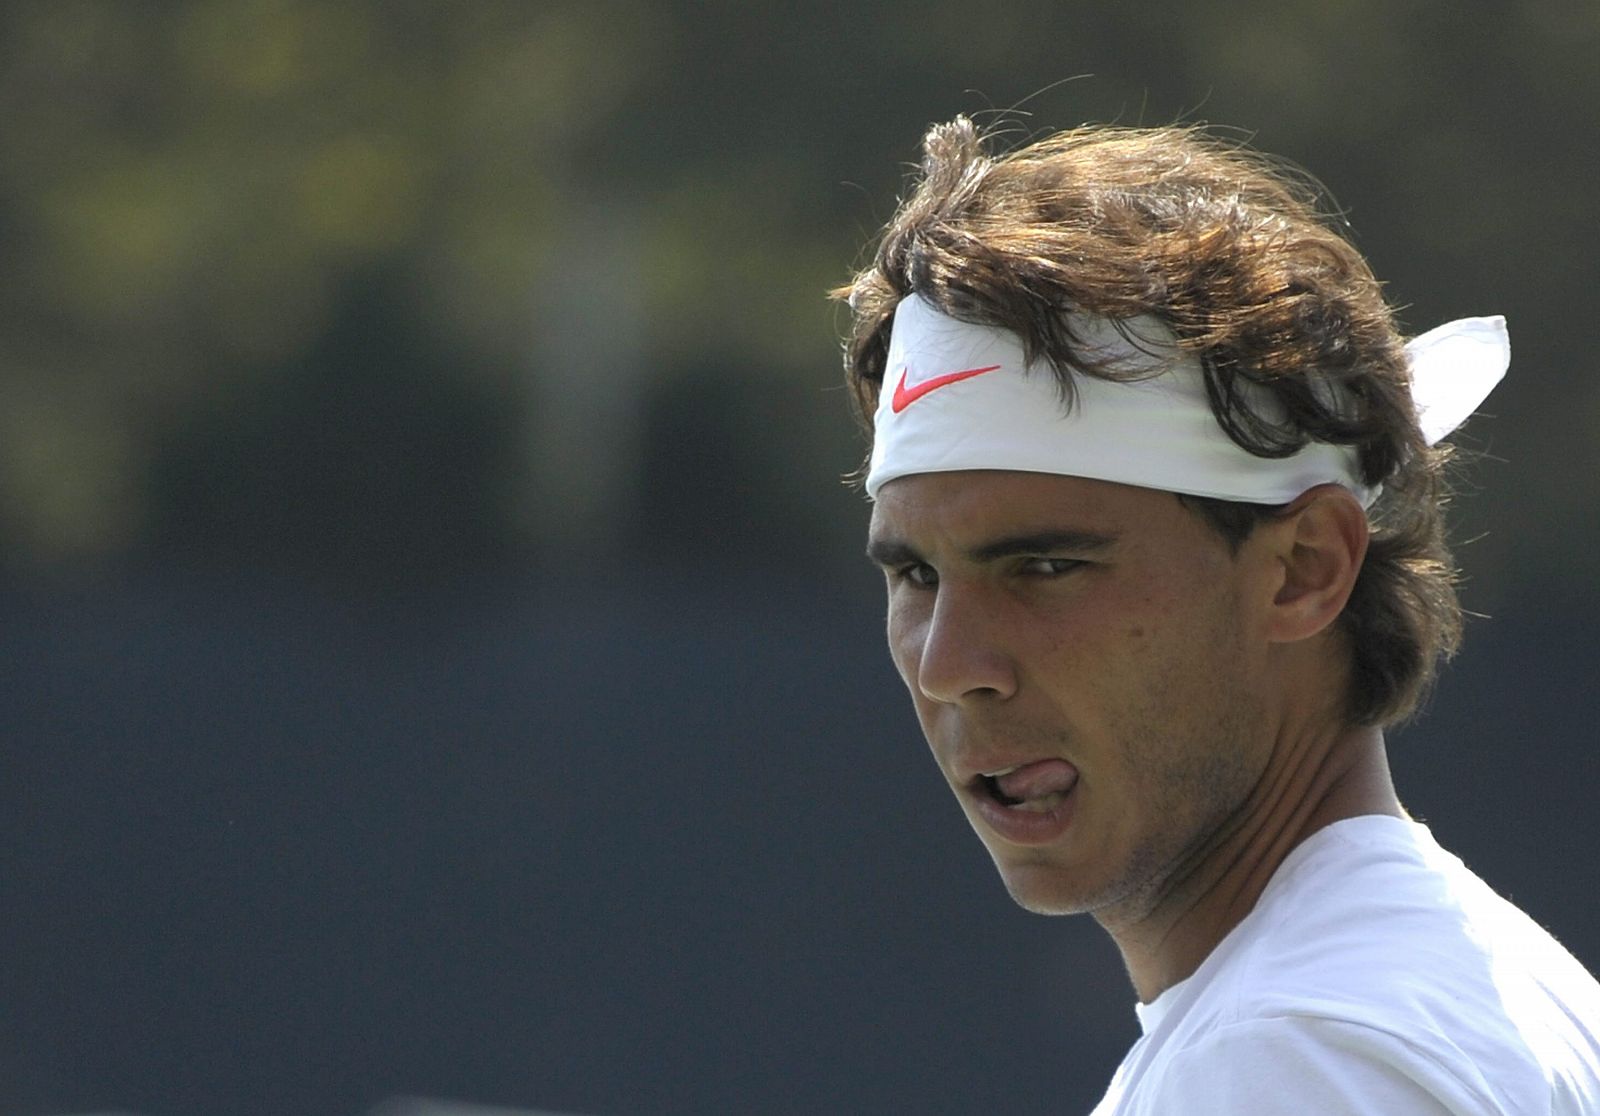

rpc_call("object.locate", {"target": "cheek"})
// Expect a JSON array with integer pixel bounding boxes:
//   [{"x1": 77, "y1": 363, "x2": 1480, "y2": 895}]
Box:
[
  {"x1": 1051, "y1": 588, "x2": 1217, "y2": 711},
  {"x1": 1130, "y1": 590, "x2": 1254, "y2": 716}
]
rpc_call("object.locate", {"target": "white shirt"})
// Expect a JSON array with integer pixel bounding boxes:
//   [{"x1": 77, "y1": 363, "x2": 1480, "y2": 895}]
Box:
[{"x1": 1091, "y1": 816, "x2": 1600, "y2": 1114}]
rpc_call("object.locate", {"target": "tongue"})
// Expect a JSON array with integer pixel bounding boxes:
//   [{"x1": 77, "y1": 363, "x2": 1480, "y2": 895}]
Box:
[{"x1": 995, "y1": 759, "x2": 1078, "y2": 802}]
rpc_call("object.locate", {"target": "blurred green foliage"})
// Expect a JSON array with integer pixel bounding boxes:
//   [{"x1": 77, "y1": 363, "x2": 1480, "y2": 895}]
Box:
[{"x1": 0, "y1": 0, "x2": 1595, "y2": 595}]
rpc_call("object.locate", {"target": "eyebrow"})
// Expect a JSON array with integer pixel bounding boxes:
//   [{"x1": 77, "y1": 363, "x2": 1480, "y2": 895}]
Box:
[
  {"x1": 866, "y1": 529, "x2": 1118, "y2": 568},
  {"x1": 970, "y1": 529, "x2": 1118, "y2": 563}
]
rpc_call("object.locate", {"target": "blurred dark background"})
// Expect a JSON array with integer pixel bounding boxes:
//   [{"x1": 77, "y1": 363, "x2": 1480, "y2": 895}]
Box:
[{"x1": 2, "y1": 3, "x2": 1596, "y2": 1114}]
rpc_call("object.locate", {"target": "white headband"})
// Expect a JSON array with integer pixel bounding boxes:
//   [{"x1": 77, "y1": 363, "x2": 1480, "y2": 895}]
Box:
[{"x1": 864, "y1": 294, "x2": 1509, "y2": 506}]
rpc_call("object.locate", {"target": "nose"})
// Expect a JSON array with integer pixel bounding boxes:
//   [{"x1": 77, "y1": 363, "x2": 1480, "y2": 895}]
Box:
[{"x1": 910, "y1": 581, "x2": 1019, "y2": 705}]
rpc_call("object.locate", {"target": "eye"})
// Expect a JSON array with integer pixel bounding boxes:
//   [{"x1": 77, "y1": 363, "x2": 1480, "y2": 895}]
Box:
[
  {"x1": 1020, "y1": 557, "x2": 1087, "y2": 577},
  {"x1": 894, "y1": 562, "x2": 939, "y2": 589}
]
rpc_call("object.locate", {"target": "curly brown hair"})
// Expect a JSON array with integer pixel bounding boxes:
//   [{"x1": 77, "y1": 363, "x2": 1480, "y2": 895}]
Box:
[{"x1": 835, "y1": 116, "x2": 1462, "y2": 727}]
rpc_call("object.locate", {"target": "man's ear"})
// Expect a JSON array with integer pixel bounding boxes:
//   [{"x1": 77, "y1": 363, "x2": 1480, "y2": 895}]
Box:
[{"x1": 1263, "y1": 484, "x2": 1370, "y2": 645}]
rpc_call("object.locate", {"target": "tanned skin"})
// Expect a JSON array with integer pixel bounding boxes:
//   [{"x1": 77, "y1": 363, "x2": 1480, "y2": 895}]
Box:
[{"x1": 869, "y1": 470, "x2": 1402, "y2": 1002}]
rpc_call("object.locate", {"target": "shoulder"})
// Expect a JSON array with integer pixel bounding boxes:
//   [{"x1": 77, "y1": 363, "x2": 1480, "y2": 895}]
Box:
[
  {"x1": 1125, "y1": 817, "x2": 1600, "y2": 1115},
  {"x1": 1236, "y1": 819, "x2": 1599, "y2": 1037}
]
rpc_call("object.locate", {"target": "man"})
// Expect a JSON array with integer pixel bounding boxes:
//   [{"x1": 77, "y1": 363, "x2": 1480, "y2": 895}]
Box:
[{"x1": 835, "y1": 117, "x2": 1600, "y2": 1113}]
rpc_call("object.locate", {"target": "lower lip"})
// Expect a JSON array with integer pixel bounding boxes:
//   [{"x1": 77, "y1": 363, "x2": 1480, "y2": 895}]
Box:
[{"x1": 971, "y1": 783, "x2": 1078, "y2": 846}]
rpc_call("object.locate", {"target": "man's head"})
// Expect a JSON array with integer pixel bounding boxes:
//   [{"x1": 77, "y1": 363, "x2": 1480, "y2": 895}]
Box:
[{"x1": 838, "y1": 116, "x2": 1477, "y2": 727}]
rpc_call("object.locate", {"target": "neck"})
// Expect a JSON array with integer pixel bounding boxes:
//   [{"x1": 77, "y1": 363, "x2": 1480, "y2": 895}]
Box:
[{"x1": 1097, "y1": 719, "x2": 1402, "y2": 1004}]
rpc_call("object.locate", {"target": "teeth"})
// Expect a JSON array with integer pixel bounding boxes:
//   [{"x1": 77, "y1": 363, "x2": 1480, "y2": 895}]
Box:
[{"x1": 981, "y1": 764, "x2": 1021, "y2": 779}]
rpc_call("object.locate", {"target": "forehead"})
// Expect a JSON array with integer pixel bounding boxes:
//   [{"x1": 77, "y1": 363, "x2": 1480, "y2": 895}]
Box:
[{"x1": 869, "y1": 470, "x2": 1183, "y2": 544}]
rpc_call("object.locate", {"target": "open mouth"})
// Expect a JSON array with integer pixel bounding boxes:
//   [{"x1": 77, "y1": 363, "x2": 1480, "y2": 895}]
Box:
[
  {"x1": 982, "y1": 773, "x2": 1022, "y2": 806},
  {"x1": 977, "y1": 760, "x2": 1078, "y2": 813}
]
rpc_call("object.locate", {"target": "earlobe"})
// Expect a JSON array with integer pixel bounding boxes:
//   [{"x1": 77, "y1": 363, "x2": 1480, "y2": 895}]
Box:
[{"x1": 1266, "y1": 485, "x2": 1370, "y2": 644}]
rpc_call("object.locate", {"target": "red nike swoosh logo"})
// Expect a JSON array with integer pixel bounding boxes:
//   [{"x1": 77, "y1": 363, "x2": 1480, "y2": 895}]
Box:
[{"x1": 890, "y1": 364, "x2": 1003, "y2": 413}]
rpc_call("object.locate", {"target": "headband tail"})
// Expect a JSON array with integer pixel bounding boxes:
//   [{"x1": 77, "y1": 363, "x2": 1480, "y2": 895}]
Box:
[{"x1": 1404, "y1": 317, "x2": 1510, "y2": 446}]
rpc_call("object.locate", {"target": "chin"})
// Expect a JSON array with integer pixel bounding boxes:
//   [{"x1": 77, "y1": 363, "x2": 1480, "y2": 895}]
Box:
[{"x1": 995, "y1": 861, "x2": 1097, "y2": 916}]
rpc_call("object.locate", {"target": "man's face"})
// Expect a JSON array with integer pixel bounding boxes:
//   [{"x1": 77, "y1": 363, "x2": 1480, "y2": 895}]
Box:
[{"x1": 867, "y1": 470, "x2": 1281, "y2": 921}]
